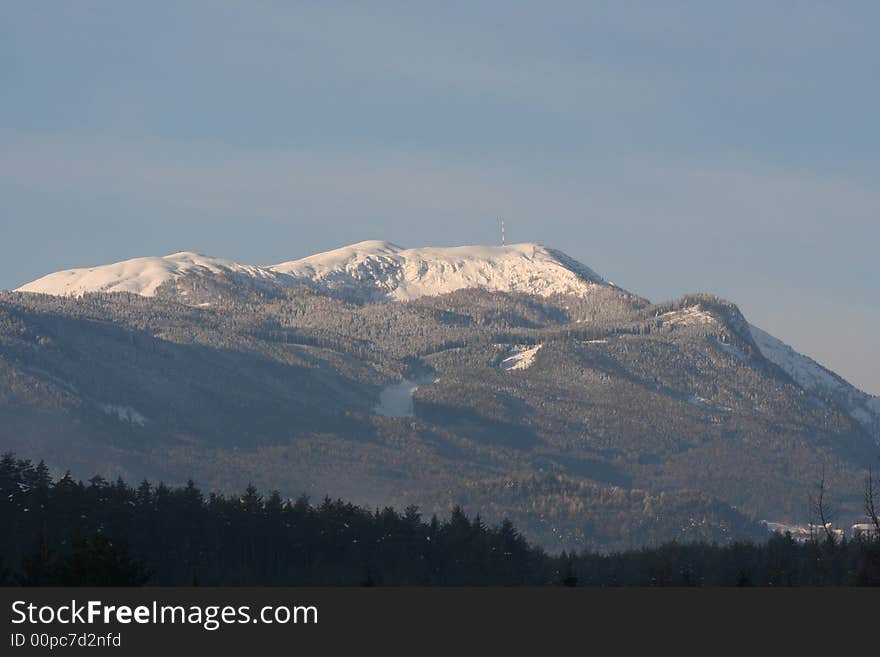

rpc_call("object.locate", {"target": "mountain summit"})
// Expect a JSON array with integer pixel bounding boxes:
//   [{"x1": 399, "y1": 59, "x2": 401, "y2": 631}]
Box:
[
  {"x1": 15, "y1": 251, "x2": 277, "y2": 298},
  {"x1": 17, "y1": 241, "x2": 609, "y2": 302},
  {"x1": 270, "y1": 241, "x2": 608, "y2": 301}
]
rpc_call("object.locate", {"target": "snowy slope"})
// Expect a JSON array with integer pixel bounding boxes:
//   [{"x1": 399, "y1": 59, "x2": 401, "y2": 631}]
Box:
[
  {"x1": 750, "y1": 324, "x2": 880, "y2": 444},
  {"x1": 499, "y1": 344, "x2": 543, "y2": 371},
  {"x1": 17, "y1": 241, "x2": 609, "y2": 302},
  {"x1": 269, "y1": 241, "x2": 607, "y2": 301},
  {"x1": 16, "y1": 252, "x2": 279, "y2": 298}
]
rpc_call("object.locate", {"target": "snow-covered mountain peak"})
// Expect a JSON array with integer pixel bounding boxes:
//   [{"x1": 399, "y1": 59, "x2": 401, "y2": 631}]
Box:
[
  {"x1": 16, "y1": 241, "x2": 609, "y2": 302},
  {"x1": 295, "y1": 240, "x2": 405, "y2": 262},
  {"x1": 269, "y1": 241, "x2": 608, "y2": 301},
  {"x1": 15, "y1": 252, "x2": 276, "y2": 298},
  {"x1": 164, "y1": 250, "x2": 213, "y2": 260}
]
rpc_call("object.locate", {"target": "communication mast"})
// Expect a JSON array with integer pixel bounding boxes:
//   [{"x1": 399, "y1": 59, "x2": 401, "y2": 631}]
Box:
[{"x1": 501, "y1": 218, "x2": 506, "y2": 246}]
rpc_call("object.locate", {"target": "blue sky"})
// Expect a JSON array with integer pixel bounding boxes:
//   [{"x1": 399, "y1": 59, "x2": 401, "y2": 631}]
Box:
[{"x1": 2, "y1": 2, "x2": 878, "y2": 393}]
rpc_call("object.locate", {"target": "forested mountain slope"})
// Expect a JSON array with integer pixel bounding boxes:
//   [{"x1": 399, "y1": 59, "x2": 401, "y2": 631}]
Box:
[{"x1": 3, "y1": 242, "x2": 878, "y2": 551}]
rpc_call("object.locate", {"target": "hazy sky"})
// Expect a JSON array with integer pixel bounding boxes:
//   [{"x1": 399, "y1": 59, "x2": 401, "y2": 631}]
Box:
[{"x1": 1, "y1": 2, "x2": 878, "y2": 393}]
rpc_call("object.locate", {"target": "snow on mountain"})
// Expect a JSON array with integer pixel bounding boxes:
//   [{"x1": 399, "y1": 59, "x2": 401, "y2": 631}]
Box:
[
  {"x1": 749, "y1": 324, "x2": 880, "y2": 444},
  {"x1": 657, "y1": 306, "x2": 720, "y2": 328},
  {"x1": 101, "y1": 403, "x2": 147, "y2": 426},
  {"x1": 374, "y1": 379, "x2": 420, "y2": 417},
  {"x1": 17, "y1": 241, "x2": 609, "y2": 302},
  {"x1": 269, "y1": 241, "x2": 608, "y2": 301},
  {"x1": 15, "y1": 243, "x2": 878, "y2": 445},
  {"x1": 15, "y1": 252, "x2": 278, "y2": 298},
  {"x1": 499, "y1": 344, "x2": 543, "y2": 371}
]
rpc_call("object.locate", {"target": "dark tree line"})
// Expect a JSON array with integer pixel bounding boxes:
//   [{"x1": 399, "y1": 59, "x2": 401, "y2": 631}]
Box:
[
  {"x1": 0, "y1": 453, "x2": 547, "y2": 586},
  {"x1": 1, "y1": 453, "x2": 878, "y2": 586}
]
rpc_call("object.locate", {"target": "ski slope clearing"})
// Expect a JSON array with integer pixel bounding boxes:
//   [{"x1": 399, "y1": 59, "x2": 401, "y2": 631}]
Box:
[
  {"x1": 500, "y1": 344, "x2": 543, "y2": 371},
  {"x1": 375, "y1": 379, "x2": 421, "y2": 417}
]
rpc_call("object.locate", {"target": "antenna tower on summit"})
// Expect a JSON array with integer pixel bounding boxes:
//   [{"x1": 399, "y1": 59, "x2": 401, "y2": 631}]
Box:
[{"x1": 501, "y1": 218, "x2": 506, "y2": 246}]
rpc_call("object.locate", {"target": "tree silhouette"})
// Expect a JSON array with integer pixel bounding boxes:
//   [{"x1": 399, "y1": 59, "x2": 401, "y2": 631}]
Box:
[
  {"x1": 0, "y1": 453, "x2": 877, "y2": 587},
  {"x1": 20, "y1": 535, "x2": 150, "y2": 586}
]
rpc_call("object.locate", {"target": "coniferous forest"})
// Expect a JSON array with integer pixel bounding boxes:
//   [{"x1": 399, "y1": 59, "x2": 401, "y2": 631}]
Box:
[{"x1": 1, "y1": 453, "x2": 879, "y2": 587}]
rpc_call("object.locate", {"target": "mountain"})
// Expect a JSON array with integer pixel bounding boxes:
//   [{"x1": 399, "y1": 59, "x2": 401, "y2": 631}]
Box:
[
  {"x1": 17, "y1": 241, "x2": 609, "y2": 302},
  {"x1": 270, "y1": 241, "x2": 608, "y2": 301},
  {"x1": 3, "y1": 241, "x2": 879, "y2": 551},
  {"x1": 749, "y1": 324, "x2": 880, "y2": 443},
  {"x1": 16, "y1": 251, "x2": 281, "y2": 298}
]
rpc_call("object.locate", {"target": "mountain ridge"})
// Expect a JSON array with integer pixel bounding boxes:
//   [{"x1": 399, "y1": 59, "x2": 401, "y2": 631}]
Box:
[
  {"x1": 13, "y1": 241, "x2": 879, "y2": 443},
  {"x1": 16, "y1": 241, "x2": 610, "y2": 302},
  {"x1": 4, "y1": 240, "x2": 879, "y2": 550}
]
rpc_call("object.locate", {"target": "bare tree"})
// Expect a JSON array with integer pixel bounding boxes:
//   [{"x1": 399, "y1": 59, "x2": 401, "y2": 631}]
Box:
[
  {"x1": 865, "y1": 468, "x2": 880, "y2": 537},
  {"x1": 809, "y1": 466, "x2": 836, "y2": 544}
]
